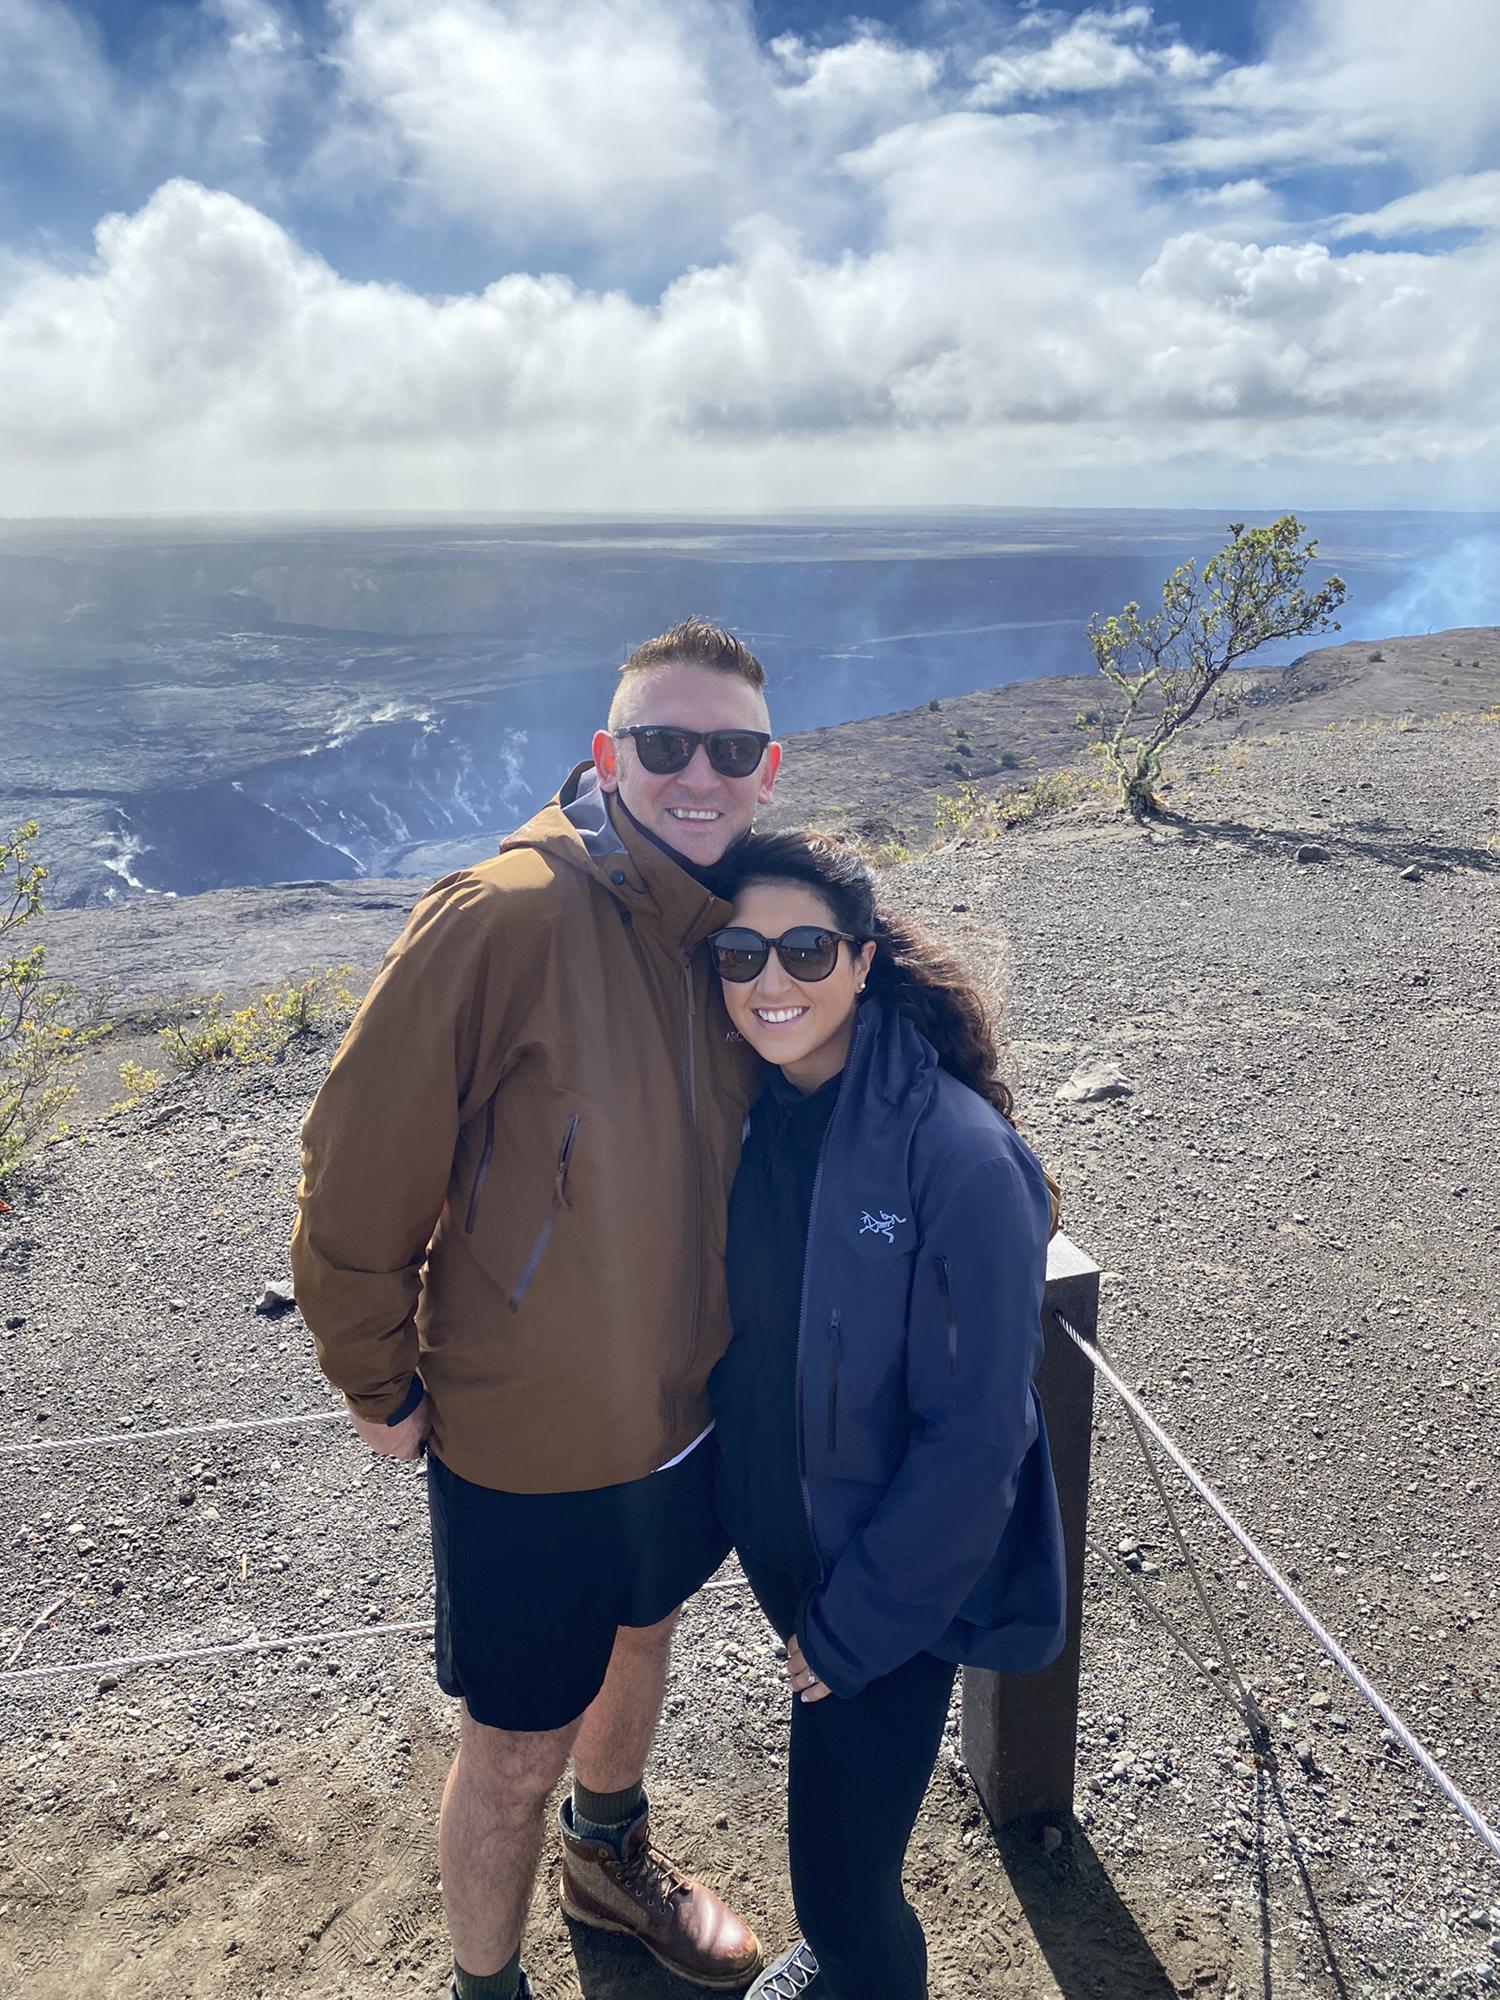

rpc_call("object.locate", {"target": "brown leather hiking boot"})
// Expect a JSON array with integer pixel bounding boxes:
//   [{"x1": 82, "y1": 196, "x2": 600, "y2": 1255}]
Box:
[{"x1": 558, "y1": 1801, "x2": 763, "y2": 1989}]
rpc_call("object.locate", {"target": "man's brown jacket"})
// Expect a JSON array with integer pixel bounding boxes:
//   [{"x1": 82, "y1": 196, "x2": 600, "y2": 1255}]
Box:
[{"x1": 290, "y1": 765, "x2": 758, "y2": 1493}]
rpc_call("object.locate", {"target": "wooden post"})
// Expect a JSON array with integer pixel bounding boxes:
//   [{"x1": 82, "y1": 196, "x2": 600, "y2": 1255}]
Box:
[{"x1": 961, "y1": 1231, "x2": 1100, "y2": 1832}]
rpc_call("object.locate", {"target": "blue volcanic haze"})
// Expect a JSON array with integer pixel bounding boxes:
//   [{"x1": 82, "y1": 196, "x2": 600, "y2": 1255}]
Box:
[{"x1": 2, "y1": 511, "x2": 1494, "y2": 905}]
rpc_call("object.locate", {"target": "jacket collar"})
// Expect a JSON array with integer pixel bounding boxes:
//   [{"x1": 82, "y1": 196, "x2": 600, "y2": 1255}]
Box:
[
  {"x1": 811, "y1": 998, "x2": 937, "y2": 1235},
  {"x1": 503, "y1": 762, "x2": 733, "y2": 950},
  {"x1": 842, "y1": 995, "x2": 939, "y2": 1118},
  {"x1": 830, "y1": 997, "x2": 936, "y2": 1151}
]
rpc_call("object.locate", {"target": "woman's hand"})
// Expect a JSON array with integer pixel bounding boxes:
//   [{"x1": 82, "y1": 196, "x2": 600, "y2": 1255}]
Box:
[{"x1": 787, "y1": 1634, "x2": 831, "y2": 1703}]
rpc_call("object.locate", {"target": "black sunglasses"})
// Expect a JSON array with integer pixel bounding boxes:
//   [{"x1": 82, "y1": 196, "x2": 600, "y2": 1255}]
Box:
[
  {"x1": 613, "y1": 725, "x2": 771, "y2": 779},
  {"x1": 709, "y1": 925, "x2": 861, "y2": 984}
]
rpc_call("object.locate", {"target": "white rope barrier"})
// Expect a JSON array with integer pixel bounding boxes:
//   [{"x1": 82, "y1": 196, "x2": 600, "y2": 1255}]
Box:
[
  {"x1": 3, "y1": 1329, "x2": 1496, "y2": 1877},
  {"x1": 0, "y1": 1619, "x2": 434, "y2": 1684},
  {"x1": 1054, "y1": 1309, "x2": 1500, "y2": 1868},
  {"x1": 0, "y1": 1410, "x2": 344, "y2": 1457}
]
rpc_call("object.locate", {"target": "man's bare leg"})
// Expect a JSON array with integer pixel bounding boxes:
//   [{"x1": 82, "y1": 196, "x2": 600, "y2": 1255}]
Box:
[
  {"x1": 559, "y1": 1606, "x2": 763, "y2": 1984},
  {"x1": 572, "y1": 1607, "x2": 681, "y2": 1794},
  {"x1": 439, "y1": 1702, "x2": 580, "y2": 1977},
  {"x1": 438, "y1": 1612, "x2": 679, "y2": 1975}
]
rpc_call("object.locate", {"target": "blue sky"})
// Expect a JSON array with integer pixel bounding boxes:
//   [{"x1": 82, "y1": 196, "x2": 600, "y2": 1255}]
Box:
[{"x1": 1, "y1": 1, "x2": 1497, "y2": 512}]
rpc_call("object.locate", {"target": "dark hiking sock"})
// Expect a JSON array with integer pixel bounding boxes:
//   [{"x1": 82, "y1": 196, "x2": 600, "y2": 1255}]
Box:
[
  {"x1": 451, "y1": 1951, "x2": 523, "y2": 2000},
  {"x1": 570, "y1": 1778, "x2": 645, "y2": 1849}
]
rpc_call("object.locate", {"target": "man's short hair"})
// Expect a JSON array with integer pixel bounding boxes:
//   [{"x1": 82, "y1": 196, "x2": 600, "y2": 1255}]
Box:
[{"x1": 614, "y1": 616, "x2": 764, "y2": 701}]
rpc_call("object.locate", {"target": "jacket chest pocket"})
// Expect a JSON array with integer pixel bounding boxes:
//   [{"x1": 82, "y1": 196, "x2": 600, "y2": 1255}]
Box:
[
  {"x1": 509, "y1": 1114, "x2": 581, "y2": 1311},
  {"x1": 462, "y1": 1107, "x2": 581, "y2": 1312}
]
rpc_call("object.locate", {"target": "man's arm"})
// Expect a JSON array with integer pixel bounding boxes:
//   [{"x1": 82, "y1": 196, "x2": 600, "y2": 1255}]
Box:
[{"x1": 290, "y1": 873, "x2": 517, "y2": 1430}]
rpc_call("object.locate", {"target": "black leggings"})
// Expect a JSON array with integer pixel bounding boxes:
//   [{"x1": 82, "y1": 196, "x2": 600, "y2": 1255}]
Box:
[{"x1": 742, "y1": 1558, "x2": 958, "y2": 2000}]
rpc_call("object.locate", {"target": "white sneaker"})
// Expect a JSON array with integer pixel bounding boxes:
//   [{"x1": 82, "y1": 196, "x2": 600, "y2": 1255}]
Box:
[{"x1": 746, "y1": 1940, "x2": 821, "y2": 1996}]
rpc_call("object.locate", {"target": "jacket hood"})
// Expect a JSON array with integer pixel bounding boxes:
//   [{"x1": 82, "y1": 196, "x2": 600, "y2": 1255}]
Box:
[
  {"x1": 810, "y1": 998, "x2": 940, "y2": 1237},
  {"x1": 500, "y1": 761, "x2": 731, "y2": 948},
  {"x1": 842, "y1": 996, "x2": 940, "y2": 1123},
  {"x1": 500, "y1": 761, "x2": 626, "y2": 871}
]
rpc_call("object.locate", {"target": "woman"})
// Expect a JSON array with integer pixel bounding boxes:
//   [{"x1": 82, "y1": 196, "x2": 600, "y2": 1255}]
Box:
[{"x1": 706, "y1": 830, "x2": 1065, "y2": 2000}]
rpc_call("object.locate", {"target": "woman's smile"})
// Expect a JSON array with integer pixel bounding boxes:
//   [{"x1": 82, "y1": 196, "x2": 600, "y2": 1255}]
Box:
[{"x1": 717, "y1": 880, "x2": 873, "y2": 1094}]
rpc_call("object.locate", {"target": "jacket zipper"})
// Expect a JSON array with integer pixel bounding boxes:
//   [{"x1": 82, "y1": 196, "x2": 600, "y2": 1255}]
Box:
[
  {"x1": 826, "y1": 1308, "x2": 842, "y2": 1453},
  {"x1": 794, "y1": 1011, "x2": 867, "y2": 1581},
  {"x1": 507, "y1": 1114, "x2": 580, "y2": 1312},
  {"x1": 463, "y1": 1093, "x2": 498, "y2": 1235},
  {"x1": 937, "y1": 1255, "x2": 959, "y2": 1374},
  {"x1": 667, "y1": 953, "x2": 704, "y2": 1440}
]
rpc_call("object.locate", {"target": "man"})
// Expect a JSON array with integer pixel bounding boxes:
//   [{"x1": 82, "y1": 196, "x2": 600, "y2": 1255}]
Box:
[{"x1": 291, "y1": 619, "x2": 781, "y2": 2000}]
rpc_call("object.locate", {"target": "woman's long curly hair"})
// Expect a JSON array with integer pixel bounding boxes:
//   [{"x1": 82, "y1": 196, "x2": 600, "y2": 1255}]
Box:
[{"x1": 714, "y1": 829, "x2": 1015, "y2": 1123}]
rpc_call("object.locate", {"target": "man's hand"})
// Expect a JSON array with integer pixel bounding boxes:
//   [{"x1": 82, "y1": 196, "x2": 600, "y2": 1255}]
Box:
[
  {"x1": 787, "y1": 1634, "x2": 831, "y2": 1704},
  {"x1": 350, "y1": 1401, "x2": 431, "y2": 1462}
]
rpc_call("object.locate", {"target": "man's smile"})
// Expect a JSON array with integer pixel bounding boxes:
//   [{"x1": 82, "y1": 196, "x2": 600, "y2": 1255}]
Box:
[{"x1": 667, "y1": 806, "x2": 722, "y2": 822}]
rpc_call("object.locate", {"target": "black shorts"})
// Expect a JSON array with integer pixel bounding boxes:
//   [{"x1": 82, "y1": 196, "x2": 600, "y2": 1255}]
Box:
[{"x1": 426, "y1": 1438, "x2": 730, "y2": 1732}]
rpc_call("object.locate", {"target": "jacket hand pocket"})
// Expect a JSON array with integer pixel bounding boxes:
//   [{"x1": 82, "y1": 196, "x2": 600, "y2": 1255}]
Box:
[
  {"x1": 509, "y1": 1114, "x2": 581, "y2": 1312},
  {"x1": 936, "y1": 1255, "x2": 959, "y2": 1375}
]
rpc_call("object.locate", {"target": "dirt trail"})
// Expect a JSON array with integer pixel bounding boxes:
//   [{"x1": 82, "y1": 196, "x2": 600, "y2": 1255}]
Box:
[{"x1": 4, "y1": 650, "x2": 1498, "y2": 1999}]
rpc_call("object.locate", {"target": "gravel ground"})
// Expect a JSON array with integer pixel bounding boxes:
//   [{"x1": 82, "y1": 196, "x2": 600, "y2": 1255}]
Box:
[{"x1": 1, "y1": 691, "x2": 1497, "y2": 2000}]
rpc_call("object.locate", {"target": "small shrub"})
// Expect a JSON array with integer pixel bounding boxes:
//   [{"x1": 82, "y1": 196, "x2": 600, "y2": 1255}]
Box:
[
  {"x1": 1, "y1": 822, "x2": 109, "y2": 1181},
  {"x1": 111, "y1": 1059, "x2": 166, "y2": 1113},
  {"x1": 1085, "y1": 516, "x2": 1346, "y2": 817},
  {"x1": 160, "y1": 999, "x2": 235, "y2": 1070},
  {"x1": 1002, "y1": 767, "x2": 1109, "y2": 823},
  {"x1": 933, "y1": 782, "x2": 991, "y2": 834},
  {"x1": 932, "y1": 767, "x2": 1106, "y2": 839},
  {"x1": 159, "y1": 967, "x2": 355, "y2": 1073},
  {"x1": 867, "y1": 839, "x2": 912, "y2": 868},
  {"x1": 1368, "y1": 649, "x2": 1384, "y2": 663},
  {"x1": 998, "y1": 748, "x2": 1022, "y2": 770}
]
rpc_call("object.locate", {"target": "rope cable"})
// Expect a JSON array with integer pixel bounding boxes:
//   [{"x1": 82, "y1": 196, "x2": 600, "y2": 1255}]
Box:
[
  {"x1": 1108, "y1": 1331, "x2": 1267, "y2": 1741},
  {"x1": 1055, "y1": 1308, "x2": 1500, "y2": 1867},
  {"x1": 0, "y1": 1620, "x2": 434, "y2": 1685},
  {"x1": 0, "y1": 1410, "x2": 345, "y2": 1457},
  {"x1": 1, "y1": 1315, "x2": 1493, "y2": 1870}
]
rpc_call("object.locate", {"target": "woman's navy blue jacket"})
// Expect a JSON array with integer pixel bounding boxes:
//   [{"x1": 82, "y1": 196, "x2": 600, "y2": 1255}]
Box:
[{"x1": 786, "y1": 996, "x2": 1066, "y2": 1701}]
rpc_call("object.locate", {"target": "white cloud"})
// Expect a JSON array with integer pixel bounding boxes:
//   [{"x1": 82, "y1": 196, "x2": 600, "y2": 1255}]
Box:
[
  {"x1": 770, "y1": 31, "x2": 940, "y2": 138},
  {"x1": 968, "y1": 7, "x2": 1220, "y2": 107},
  {"x1": 0, "y1": 0, "x2": 310, "y2": 198},
  {"x1": 3, "y1": 167, "x2": 1495, "y2": 512},
  {"x1": 1277, "y1": 0, "x2": 1500, "y2": 175},
  {"x1": 1331, "y1": 171, "x2": 1500, "y2": 240},
  {"x1": 0, "y1": 0, "x2": 130, "y2": 150},
  {"x1": 325, "y1": 0, "x2": 752, "y2": 257},
  {"x1": 1190, "y1": 179, "x2": 1274, "y2": 209},
  {"x1": 1170, "y1": 0, "x2": 1500, "y2": 181},
  {"x1": 2, "y1": 0, "x2": 1499, "y2": 509}
]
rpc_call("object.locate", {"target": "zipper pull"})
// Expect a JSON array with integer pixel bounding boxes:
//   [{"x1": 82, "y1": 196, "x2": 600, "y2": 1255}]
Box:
[{"x1": 554, "y1": 1113, "x2": 580, "y2": 1206}]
